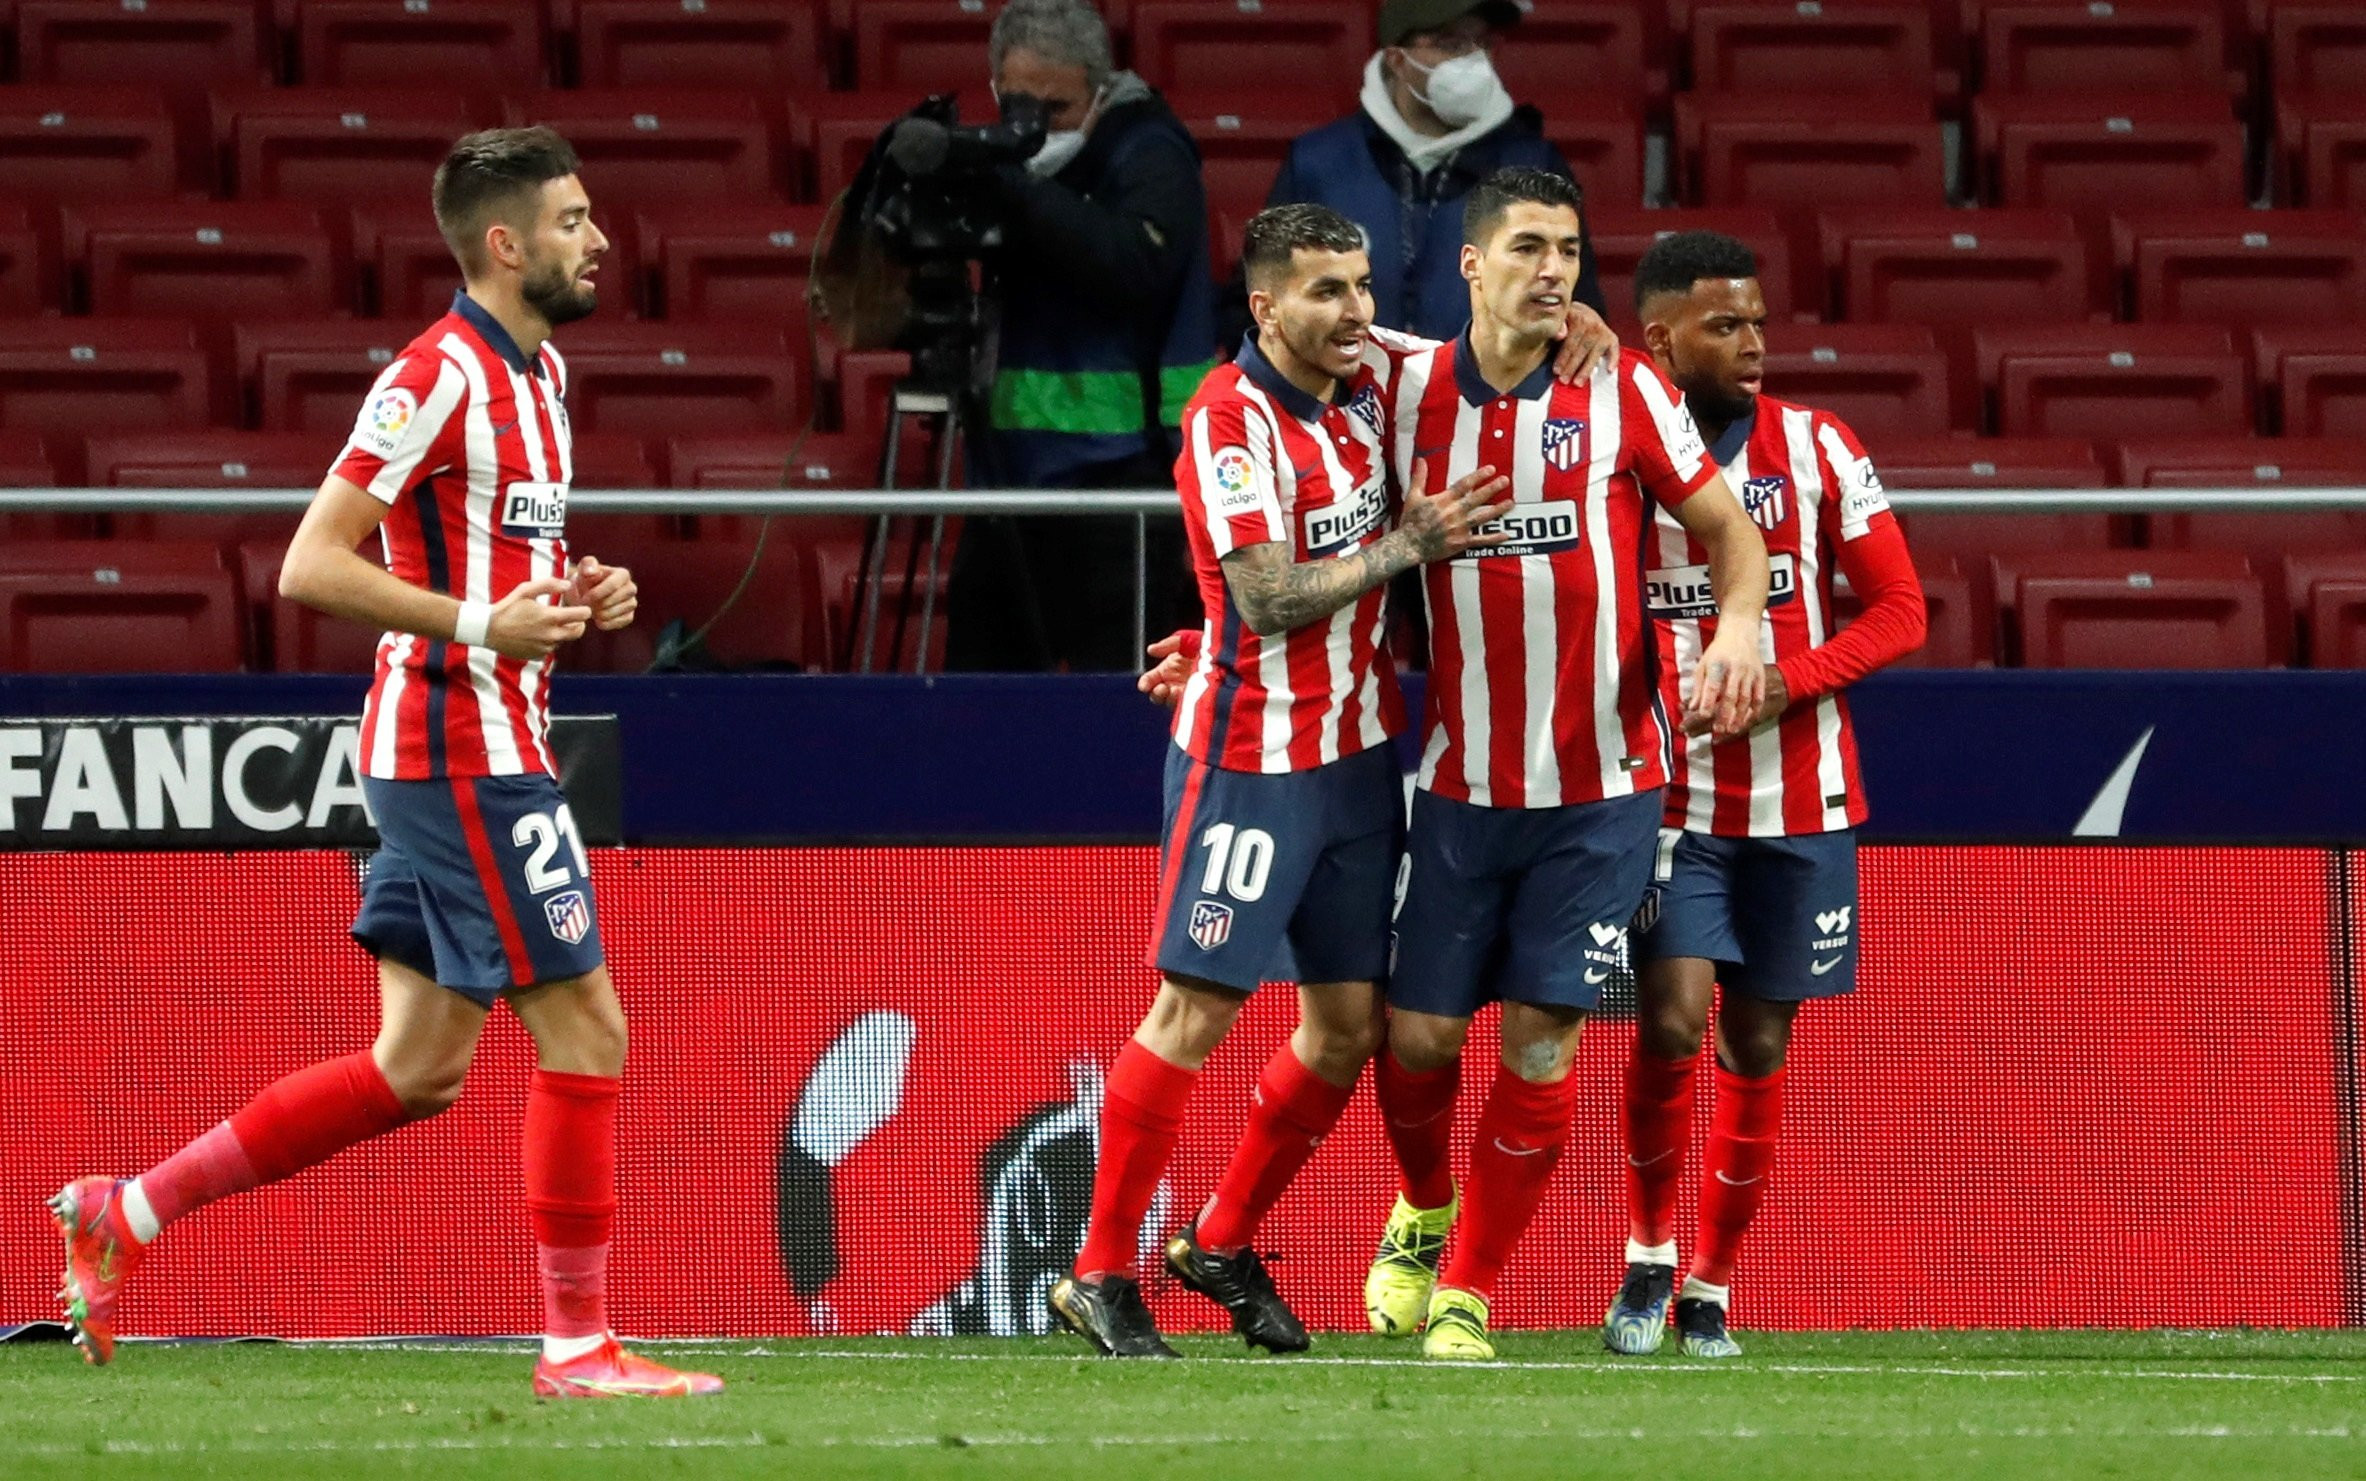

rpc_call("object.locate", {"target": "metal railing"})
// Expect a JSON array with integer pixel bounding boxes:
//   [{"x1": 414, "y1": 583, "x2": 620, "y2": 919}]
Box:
[{"x1": 6, "y1": 486, "x2": 2364, "y2": 672}]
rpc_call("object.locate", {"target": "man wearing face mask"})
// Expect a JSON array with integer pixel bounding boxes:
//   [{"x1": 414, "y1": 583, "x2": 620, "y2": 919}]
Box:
[
  {"x1": 1259, "y1": 0, "x2": 1607, "y2": 343},
  {"x1": 941, "y1": 0, "x2": 1218, "y2": 673}
]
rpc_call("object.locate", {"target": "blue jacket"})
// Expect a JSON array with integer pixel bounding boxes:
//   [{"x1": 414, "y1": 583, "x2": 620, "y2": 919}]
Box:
[
  {"x1": 1266, "y1": 106, "x2": 1607, "y2": 341},
  {"x1": 985, "y1": 83, "x2": 1219, "y2": 487}
]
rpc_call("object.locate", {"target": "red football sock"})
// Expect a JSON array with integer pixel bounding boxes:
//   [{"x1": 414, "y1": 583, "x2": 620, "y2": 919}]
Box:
[
  {"x1": 1438, "y1": 1064, "x2": 1579, "y2": 1303},
  {"x1": 140, "y1": 1051, "x2": 409, "y2": 1231},
  {"x1": 1623, "y1": 1048, "x2": 1697, "y2": 1249},
  {"x1": 1074, "y1": 1040, "x2": 1197, "y2": 1280},
  {"x1": 1198, "y1": 1044, "x2": 1357, "y2": 1252},
  {"x1": 524, "y1": 1069, "x2": 620, "y2": 1339},
  {"x1": 1692, "y1": 1064, "x2": 1784, "y2": 1288},
  {"x1": 1377, "y1": 1047, "x2": 1459, "y2": 1210}
]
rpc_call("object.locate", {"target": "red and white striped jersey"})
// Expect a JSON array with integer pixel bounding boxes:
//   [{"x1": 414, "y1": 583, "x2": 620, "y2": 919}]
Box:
[
  {"x1": 332, "y1": 293, "x2": 575, "y2": 781},
  {"x1": 1169, "y1": 336, "x2": 1415, "y2": 774},
  {"x1": 1650, "y1": 395, "x2": 1897, "y2": 835},
  {"x1": 1393, "y1": 342, "x2": 1718, "y2": 808}
]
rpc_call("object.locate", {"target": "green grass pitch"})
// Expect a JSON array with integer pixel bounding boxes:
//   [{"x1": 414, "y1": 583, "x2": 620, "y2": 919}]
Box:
[{"x1": 5, "y1": 1330, "x2": 2362, "y2": 1479}]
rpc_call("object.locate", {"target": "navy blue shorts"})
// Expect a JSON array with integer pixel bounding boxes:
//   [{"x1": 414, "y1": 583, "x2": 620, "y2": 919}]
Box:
[
  {"x1": 1634, "y1": 828, "x2": 1859, "y2": 1001},
  {"x1": 1150, "y1": 743, "x2": 1402, "y2": 993},
  {"x1": 1389, "y1": 787, "x2": 1661, "y2": 1017},
  {"x1": 351, "y1": 773, "x2": 605, "y2": 1006}
]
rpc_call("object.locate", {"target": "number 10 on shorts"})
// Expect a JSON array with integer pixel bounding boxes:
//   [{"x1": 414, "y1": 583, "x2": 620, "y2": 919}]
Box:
[{"x1": 1198, "y1": 823, "x2": 1274, "y2": 902}]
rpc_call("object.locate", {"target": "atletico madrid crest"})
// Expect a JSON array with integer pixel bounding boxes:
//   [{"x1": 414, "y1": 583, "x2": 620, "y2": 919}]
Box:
[
  {"x1": 1742, "y1": 475, "x2": 1790, "y2": 532},
  {"x1": 545, "y1": 890, "x2": 592, "y2": 945},
  {"x1": 1188, "y1": 900, "x2": 1234, "y2": 951},
  {"x1": 1541, "y1": 418, "x2": 1589, "y2": 473}
]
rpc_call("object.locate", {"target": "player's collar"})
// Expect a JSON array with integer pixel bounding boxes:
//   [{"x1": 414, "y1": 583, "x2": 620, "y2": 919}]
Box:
[
  {"x1": 1234, "y1": 333, "x2": 1333, "y2": 424},
  {"x1": 1706, "y1": 403, "x2": 1756, "y2": 468},
  {"x1": 1452, "y1": 330, "x2": 1555, "y2": 407},
  {"x1": 451, "y1": 291, "x2": 544, "y2": 378}
]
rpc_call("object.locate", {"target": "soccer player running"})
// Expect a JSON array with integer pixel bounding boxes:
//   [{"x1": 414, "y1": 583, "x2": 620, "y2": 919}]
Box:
[
  {"x1": 1050, "y1": 202, "x2": 1596, "y2": 1360},
  {"x1": 49, "y1": 128, "x2": 722, "y2": 1399},
  {"x1": 1354, "y1": 171, "x2": 1772, "y2": 1361},
  {"x1": 1603, "y1": 231, "x2": 1926, "y2": 1359}
]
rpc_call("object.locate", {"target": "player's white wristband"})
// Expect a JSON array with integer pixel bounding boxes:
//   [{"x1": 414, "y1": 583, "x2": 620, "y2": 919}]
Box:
[{"x1": 452, "y1": 600, "x2": 493, "y2": 648}]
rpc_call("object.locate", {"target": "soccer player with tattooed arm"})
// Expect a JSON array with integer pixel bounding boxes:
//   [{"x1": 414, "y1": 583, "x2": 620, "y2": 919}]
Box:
[
  {"x1": 1605, "y1": 231, "x2": 1927, "y2": 1360},
  {"x1": 1052, "y1": 201, "x2": 1619, "y2": 1359},
  {"x1": 50, "y1": 128, "x2": 720, "y2": 1399}
]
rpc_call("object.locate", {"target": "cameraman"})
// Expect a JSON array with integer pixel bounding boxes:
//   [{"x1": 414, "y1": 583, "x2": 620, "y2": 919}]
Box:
[{"x1": 945, "y1": 0, "x2": 1216, "y2": 673}]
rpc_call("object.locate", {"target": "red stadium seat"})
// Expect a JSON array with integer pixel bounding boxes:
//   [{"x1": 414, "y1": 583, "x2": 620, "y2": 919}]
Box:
[
  {"x1": 1977, "y1": 94, "x2": 2247, "y2": 217},
  {"x1": 0, "y1": 431, "x2": 81, "y2": 540},
  {"x1": 2280, "y1": 92, "x2": 2366, "y2": 208},
  {"x1": 1835, "y1": 550, "x2": 1995, "y2": 667},
  {"x1": 294, "y1": 1, "x2": 549, "y2": 89},
  {"x1": 1876, "y1": 433, "x2": 2121, "y2": 561},
  {"x1": 848, "y1": 0, "x2": 1000, "y2": 96},
  {"x1": 567, "y1": 431, "x2": 659, "y2": 489},
  {"x1": 15, "y1": 0, "x2": 271, "y2": 191},
  {"x1": 0, "y1": 319, "x2": 219, "y2": 446},
  {"x1": 2117, "y1": 208, "x2": 2366, "y2": 327},
  {"x1": 573, "y1": 0, "x2": 826, "y2": 92},
  {"x1": 2268, "y1": 3, "x2": 2366, "y2": 102},
  {"x1": 2255, "y1": 324, "x2": 2366, "y2": 436},
  {"x1": 231, "y1": 538, "x2": 383, "y2": 674},
  {"x1": 811, "y1": 532, "x2": 947, "y2": 673},
  {"x1": 1539, "y1": 99, "x2": 1646, "y2": 217},
  {"x1": 513, "y1": 91, "x2": 780, "y2": 210},
  {"x1": 1584, "y1": 208, "x2": 1798, "y2": 324},
  {"x1": 1167, "y1": 94, "x2": 1338, "y2": 224},
  {"x1": 0, "y1": 87, "x2": 178, "y2": 206},
  {"x1": 668, "y1": 432, "x2": 878, "y2": 490},
  {"x1": 2125, "y1": 437, "x2": 2366, "y2": 568},
  {"x1": 558, "y1": 322, "x2": 803, "y2": 438},
  {"x1": 1977, "y1": 324, "x2": 2250, "y2": 439},
  {"x1": 0, "y1": 202, "x2": 56, "y2": 316},
  {"x1": 641, "y1": 203, "x2": 824, "y2": 331},
  {"x1": 1824, "y1": 207, "x2": 2098, "y2": 328},
  {"x1": 568, "y1": 535, "x2": 816, "y2": 673},
  {"x1": 240, "y1": 318, "x2": 409, "y2": 434},
  {"x1": 1998, "y1": 549, "x2": 2272, "y2": 667},
  {"x1": 76, "y1": 201, "x2": 349, "y2": 326},
  {"x1": 1128, "y1": 3, "x2": 1364, "y2": 109},
  {"x1": 794, "y1": 91, "x2": 911, "y2": 205},
  {"x1": 1682, "y1": 94, "x2": 1947, "y2": 212},
  {"x1": 1761, "y1": 324, "x2": 1956, "y2": 437},
  {"x1": 354, "y1": 208, "x2": 463, "y2": 321},
  {"x1": 85, "y1": 429, "x2": 320, "y2": 558},
  {"x1": 1490, "y1": 1, "x2": 1667, "y2": 110},
  {"x1": 0, "y1": 540, "x2": 245, "y2": 673},
  {"x1": 1692, "y1": 1, "x2": 1941, "y2": 102},
  {"x1": 2282, "y1": 551, "x2": 2366, "y2": 667},
  {"x1": 222, "y1": 88, "x2": 485, "y2": 208},
  {"x1": 1980, "y1": 0, "x2": 2235, "y2": 97}
]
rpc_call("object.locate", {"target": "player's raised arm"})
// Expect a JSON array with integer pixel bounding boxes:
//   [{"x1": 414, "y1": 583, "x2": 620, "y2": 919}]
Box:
[{"x1": 1222, "y1": 458, "x2": 1510, "y2": 636}]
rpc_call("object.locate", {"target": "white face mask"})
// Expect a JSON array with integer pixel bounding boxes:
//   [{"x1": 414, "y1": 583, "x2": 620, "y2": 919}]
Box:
[
  {"x1": 1027, "y1": 127, "x2": 1088, "y2": 177},
  {"x1": 1406, "y1": 50, "x2": 1504, "y2": 129}
]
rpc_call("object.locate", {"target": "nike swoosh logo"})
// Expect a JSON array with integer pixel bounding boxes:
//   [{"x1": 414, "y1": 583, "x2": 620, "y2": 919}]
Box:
[
  {"x1": 1627, "y1": 1149, "x2": 1673, "y2": 1168},
  {"x1": 493, "y1": 419, "x2": 518, "y2": 436},
  {"x1": 1713, "y1": 1170, "x2": 1764, "y2": 1186},
  {"x1": 1493, "y1": 1139, "x2": 1547, "y2": 1157},
  {"x1": 1584, "y1": 968, "x2": 1611, "y2": 984},
  {"x1": 1810, "y1": 956, "x2": 1842, "y2": 975}
]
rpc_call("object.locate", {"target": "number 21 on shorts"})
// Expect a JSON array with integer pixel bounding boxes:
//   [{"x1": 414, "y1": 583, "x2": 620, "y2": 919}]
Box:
[
  {"x1": 1198, "y1": 822, "x2": 1274, "y2": 902},
  {"x1": 512, "y1": 805, "x2": 589, "y2": 894}
]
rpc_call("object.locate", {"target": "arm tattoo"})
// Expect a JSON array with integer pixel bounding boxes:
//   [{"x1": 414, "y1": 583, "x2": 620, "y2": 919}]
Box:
[{"x1": 1221, "y1": 533, "x2": 1417, "y2": 636}]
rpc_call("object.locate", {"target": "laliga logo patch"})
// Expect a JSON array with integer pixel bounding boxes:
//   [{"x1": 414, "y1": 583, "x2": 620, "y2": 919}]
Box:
[
  {"x1": 544, "y1": 889, "x2": 591, "y2": 945},
  {"x1": 358, "y1": 387, "x2": 417, "y2": 456},
  {"x1": 1346, "y1": 382, "x2": 1385, "y2": 438},
  {"x1": 1188, "y1": 899, "x2": 1234, "y2": 951},
  {"x1": 1742, "y1": 475, "x2": 1789, "y2": 532},
  {"x1": 1210, "y1": 446, "x2": 1260, "y2": 512},
  {"x1": 1541, "y1": 418, "x2": 1588, "y2": 472}
]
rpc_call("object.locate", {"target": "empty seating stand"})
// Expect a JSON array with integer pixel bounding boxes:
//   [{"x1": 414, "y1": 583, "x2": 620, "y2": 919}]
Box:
[
  {"x1": 573, "y1": 0, "x2": 827, "y2": 93},
  {"x1": 2118, "y1": 208, "x2": 2366, "y2": 327},
  {"x1": 1977, "y1": 324, "x2": 2251, "y2": 439},
  {"x1": 1998, "y1": 550, "x2": 2273, "y2": 668},
  {"x1": 0, "y1": 540, "x2": 245, "y2": 673},
  {"x1": 76, "y1": 200, "x2": 348, "y2": 327},
  {"x1": 1761, "y1": 324, "x2": 1956, "y2": 437}
]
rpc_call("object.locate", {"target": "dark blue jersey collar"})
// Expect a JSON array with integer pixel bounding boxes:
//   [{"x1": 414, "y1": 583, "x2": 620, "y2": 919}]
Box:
[
  {"x1": 1235, "y1": 333, "x2": 1332, "y2": 424},
  {"x1": 1453, "y1": 331, "x2": 1556, "y2": 407},
  {"x1": 452, "y1": 290, "x2": 543, "y2": 377},
  {"x1": 1705, "y1": 402, "x2": 1757, "y2": 468}
]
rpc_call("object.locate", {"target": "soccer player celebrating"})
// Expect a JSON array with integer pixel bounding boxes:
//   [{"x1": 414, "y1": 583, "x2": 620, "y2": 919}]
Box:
[
  {"x1": 1603, "y1": 231, "x2": 1926, "y2": 1359},
  {"x1": 1357, "y1": 171, "x2": 1771, "y2": 1361},
  {"x1": 49, "y1": 128, "x2": 721, "y2": 1399},
  {"x1": 1050, "y1": 203, "x2": 1545, "y2": 1360}
]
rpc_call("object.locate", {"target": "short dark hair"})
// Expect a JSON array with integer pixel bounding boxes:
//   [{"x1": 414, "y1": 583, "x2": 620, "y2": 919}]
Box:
[
  {"x1": 1633, "y1": 230, "x2": 1759, "y2": 315},
  {"x1": 432, "y1": 126, "x2": 582, "y2": 275},
  {"x1": 1240, "y1": 203, "x2": 1367, "y2": 290},
  {"x1": 1463, "y1": 167, "x2": 1584, "y2": 248}
]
